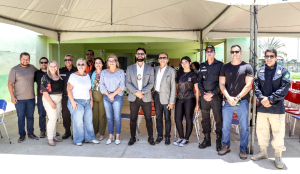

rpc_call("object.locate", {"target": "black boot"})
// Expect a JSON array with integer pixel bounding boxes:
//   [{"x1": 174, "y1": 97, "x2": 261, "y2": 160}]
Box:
[
  {"x1": 198, "y1": 134, "x2": 211, "y2": 149},
  {"x1": 216, "y1": 134, "x2": 222, "y2": 152}
]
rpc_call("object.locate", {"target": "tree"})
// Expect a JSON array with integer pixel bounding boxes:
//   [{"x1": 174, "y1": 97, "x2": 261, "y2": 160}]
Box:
[{"x1": 259, "y1": 38, "x2": 287, "y2": 59}]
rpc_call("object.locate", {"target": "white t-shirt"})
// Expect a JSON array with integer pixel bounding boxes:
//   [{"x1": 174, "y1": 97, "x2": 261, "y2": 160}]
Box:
[
  {"x1": 137, "y1": 63, "x2": 144, "y2": 90},
  {"x1": 68, "y1": 73, "x2": 91, "y2": 100}
]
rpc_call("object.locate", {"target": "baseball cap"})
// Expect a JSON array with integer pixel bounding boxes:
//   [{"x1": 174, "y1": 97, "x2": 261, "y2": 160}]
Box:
[{"x1": 205, "y1": 45, "x2": 215, "y2": 51}]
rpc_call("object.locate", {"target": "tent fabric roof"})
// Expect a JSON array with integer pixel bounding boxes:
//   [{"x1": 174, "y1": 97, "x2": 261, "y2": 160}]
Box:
[{"x1": 0, "y1": 0, "x2": 300, "y2": 41}]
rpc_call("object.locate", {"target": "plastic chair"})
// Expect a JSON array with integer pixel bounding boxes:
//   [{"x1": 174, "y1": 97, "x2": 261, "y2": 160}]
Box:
[
  {"x1": 0, "y1": 99, "x2": 11, "y2": 144},
  {"x1": 285, "y1": 92, "x2": 300, "y2": 136}
]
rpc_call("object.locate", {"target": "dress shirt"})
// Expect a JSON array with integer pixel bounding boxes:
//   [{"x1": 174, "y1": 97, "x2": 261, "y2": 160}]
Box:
[
  {"x1": 137, "y1": 62, "x2": 144, "y2": 90},
  {"x1": 155, "y1": 65, "x2": 167, "y2": 92}
]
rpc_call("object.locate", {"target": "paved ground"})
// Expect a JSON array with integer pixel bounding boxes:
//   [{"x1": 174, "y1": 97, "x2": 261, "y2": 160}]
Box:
[{"x1": 1, "y1": 98, "x2": 300, "y2": 172}]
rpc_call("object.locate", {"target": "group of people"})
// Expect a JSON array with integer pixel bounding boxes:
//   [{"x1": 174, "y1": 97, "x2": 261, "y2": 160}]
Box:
[{"x1": 7, "y1": 45, "x2": 290, "y2": 169}]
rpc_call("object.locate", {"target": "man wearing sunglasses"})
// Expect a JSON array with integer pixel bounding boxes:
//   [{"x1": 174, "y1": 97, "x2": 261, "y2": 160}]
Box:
[
  {"x1": 252, "y1": 48, "x2": 290, "y2": 169},
  {"x1": 198, "y1": 45, "x2": 223, "y2": 151},
  {"x1": 218, "y1": 45, "x2": 254, "y2": 160},
  {"x1": 85, "y1": 50, "x2": 95, "y2": 73},
  {"x1": 34, "y1": 57, "x2": 49, "y2": 138},
  {"x1": 59, "y1": 54, "x2": 77, "y2": 139},
  {"x1": 153, "y1": 52, "x2": 176, "y2": 145},
  {"x1": 126, "y1": 47, "x2": 155, "y2": 146}
]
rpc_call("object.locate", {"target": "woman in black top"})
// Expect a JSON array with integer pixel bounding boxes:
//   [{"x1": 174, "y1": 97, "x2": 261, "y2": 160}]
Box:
[
  {"x1": 173, "y1": 56, "x2": 200, "y2": 147},
  {"x1": 40, "y1": 60, "x2": 64, "y2": 146}
]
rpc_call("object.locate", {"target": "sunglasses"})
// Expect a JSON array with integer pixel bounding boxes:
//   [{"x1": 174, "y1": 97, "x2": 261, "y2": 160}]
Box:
[
  {"x1": 108, "y1": 60, "x2": 116, "y2": 63},
  {"x1": 40, "y1": 62, "x2": 48, "y2": 64},
  {"x1": 64, "y1": 59, "x2": 72, "y2": 62},
  {"x1": 264, "y1": 55, "x2": 276, "y2": 59},
  {"x1": 86, "y1": 53, "x2": 94, "y2": 56},
  {"x1": 158, "y1": 57, "x2": 167, "y2": 60},
  {"x1": 230, "y1": 51, "x2": 240, "y2": 54},
  {"x1": 136, "y1": 53, "x2": 145, "y2": 56},
  {"x1": 205, "y1": 51, "x2": 214, "y2": 54},
  {"x1": 77, "y1": 64, "x2": 85, "y2": 66}
]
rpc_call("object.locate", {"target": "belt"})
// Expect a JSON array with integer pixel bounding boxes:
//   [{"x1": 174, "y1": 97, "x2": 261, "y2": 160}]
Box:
[{"x1": 206, "y1": 91, "x2": 212, "y2": 93}]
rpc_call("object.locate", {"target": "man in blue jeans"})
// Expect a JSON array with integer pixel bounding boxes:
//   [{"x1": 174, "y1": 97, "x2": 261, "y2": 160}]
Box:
[
  {"x1": 218, "y1": 45, "x2": 254, "y2": 159},
  {"x1": 8, "y1": 52, "x2": 39, "y2": 143}
]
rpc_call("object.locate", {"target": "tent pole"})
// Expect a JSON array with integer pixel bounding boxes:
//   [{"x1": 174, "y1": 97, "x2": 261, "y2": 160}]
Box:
[
  {"x1": 58, "y1": 32, "x2": 61, "y2": 68},
  {"x1": 200, "y1": 30, "x2": 203, "y2": 63},
  {"x1": 111, "y1": 0, "x2": 113, "y2": 25}
]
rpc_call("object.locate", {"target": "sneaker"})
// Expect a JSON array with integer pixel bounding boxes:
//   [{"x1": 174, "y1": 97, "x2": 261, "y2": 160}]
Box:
[
  {"x1": 106, "y1": 139, "x2": 112, "y2": 145},
  {"x1": 99, "y1": 135, "x2": 104, "y2": 141},
  {"x1": 89, "y1": 139, "x2": 100, "y2": 144},
  {"x1": 173, "y1": 138, "x2": 183, "y2": 146},
  {"x1": 179, "y1": 139, "x2": 189, "y2": 147},
  {"x1": 75, "y1": 142, "x2": 82, "y2": 146},
  {"x1": 115, "y1": 139, "x2": 121, "y2": 145},
  {"x1": 28, "y1": 134, "x2": 39, "y2": 140}
]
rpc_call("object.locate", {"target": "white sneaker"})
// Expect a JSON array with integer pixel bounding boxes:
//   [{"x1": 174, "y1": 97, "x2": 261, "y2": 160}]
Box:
[
  {"x1": 179, "y1": 139, "x2": 189, "y2": 147},
  {"x1": 89, "y1": 139, "x2": 100, "y2": 144},
  {"x1": 106, "y1": 139, "x2": 112, "y2": 145},
  {"x1": 173, "y1": 138, "x2": 183, "y2": 146},
  {"x1": 115, "y1": 139, "x2": 121, "y2": 145},
  {"x1": 75, "y1": 142, "x2": 82, "y2": 146}
]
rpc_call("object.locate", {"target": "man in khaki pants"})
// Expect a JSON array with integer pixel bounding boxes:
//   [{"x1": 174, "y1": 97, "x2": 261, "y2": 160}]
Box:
[{"x1": 252, "y1": 48, "x2": 291, "y2": 169}]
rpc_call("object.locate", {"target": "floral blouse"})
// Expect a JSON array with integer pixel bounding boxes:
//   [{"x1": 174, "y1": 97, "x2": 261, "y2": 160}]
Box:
[{"x1": 40, "y1": 74, "x2": 63, "y2": 94}]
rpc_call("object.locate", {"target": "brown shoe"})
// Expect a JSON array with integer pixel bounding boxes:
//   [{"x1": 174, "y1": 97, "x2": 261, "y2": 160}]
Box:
[
  {"x1": 53, "y1": 136, "x2": 62, "y2": 142},
  {"x1": 218, "y1": 145, "x2": 230, "y2": 156},
  {"x1": 40, "y1": 132, "x2": 46, "y2": 138},
  {"x1": 240, "y1": 151, "x2": 247, "y2": 160},
  {"x1": 48, "y1": 139, "x2": 56, "y2": 146},
  {"x1": 28, "y1": 134, "x2": 39, "y2": 140},
  {"x1": 18, "y1": 135, "x2": 26, "y2": 143}
]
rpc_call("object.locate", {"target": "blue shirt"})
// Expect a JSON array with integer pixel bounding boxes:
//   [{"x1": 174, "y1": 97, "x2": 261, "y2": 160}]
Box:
[{"x1": 99, "y1": 70, "x2": 126, "y2": 96}]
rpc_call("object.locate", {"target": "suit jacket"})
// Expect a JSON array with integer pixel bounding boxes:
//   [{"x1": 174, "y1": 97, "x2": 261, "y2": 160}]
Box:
[
  {"x1": 126, "y1": 63, "x2": 154, "y2": 102},
  {"x1": 153, "y1": 66, "x2": 176, "y2": 105}
]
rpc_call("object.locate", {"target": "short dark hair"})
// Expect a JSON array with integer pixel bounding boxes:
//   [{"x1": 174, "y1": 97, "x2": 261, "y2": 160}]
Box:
[
  {"x1": 265, "y1": 48, "x2": 277, "y2": 57},
  {"x1": 39, "y1": 57, "x2": 48, "y2": 63},
  {"x1": 136, "y1": 48, "x2": 146, "y2": 54},
  {"x1": 231, "y1": 45, "x2": 242, "y2": 52},
  {"x1": 86, "y1": 50, "x2": 94, "y2": 55},
  {"x1": 20, "y1": 52, "x2": 30, "y2": 59},
  {"x1": 159, "y1": 52, "x2": 168, "y2": 58},
  {"x1": 192, "y1": 61, "x2": 200, "y2": 70}
]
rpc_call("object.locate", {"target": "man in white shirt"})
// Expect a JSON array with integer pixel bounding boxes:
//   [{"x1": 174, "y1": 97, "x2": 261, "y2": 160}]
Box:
[
  {"x1": 153, "y1": 53, "x2": 176, "y2": 145},
  {"x1": 126, "y1": 48, "x2": 155, "y2": 146}
]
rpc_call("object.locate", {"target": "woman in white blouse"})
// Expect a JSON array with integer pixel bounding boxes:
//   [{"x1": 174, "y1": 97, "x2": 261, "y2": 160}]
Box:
[{"x1": 67, "y1": 58, "x2": 100, "y2": 146}]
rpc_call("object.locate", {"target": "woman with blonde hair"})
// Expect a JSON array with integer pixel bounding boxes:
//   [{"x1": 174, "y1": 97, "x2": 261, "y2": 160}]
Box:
[
  {"x1": 67, "y1": 58, "x2": 99, "y2": 146},
  {"x1": 40, "y1": 60, "x2": 63, "y2": 146},
  {"x1": 100, "y1": 54, "x2": 125, "y2": 145},
  {"x1": 89, "y1": 57, "x2": 107, "y2": 141}
]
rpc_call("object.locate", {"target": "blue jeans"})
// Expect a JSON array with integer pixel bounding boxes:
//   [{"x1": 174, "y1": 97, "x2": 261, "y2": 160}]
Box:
[
  {"x1": 103, "y1": 94, "x2": 123, "y2": 134},
  {"x1": 15, "y1": 98, "x2": 35, "y2": 136},
  {"x1": 222, "y1": 99, "x2": 249, "y2": 151},
  {"x1": 37, "y1": 101, "x2": 47, "y2": 132},
  {"x1": 67, "y1": 99, "x2": 95, "y2": 143}
]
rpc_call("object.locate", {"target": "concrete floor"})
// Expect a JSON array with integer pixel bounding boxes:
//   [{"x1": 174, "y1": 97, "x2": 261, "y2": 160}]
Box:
[{"x1": 1, "y1": 97, "x2": 300, "y2": 172}]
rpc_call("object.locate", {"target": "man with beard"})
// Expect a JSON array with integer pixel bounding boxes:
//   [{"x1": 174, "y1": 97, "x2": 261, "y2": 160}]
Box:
[
  {"x1": 59, "y1": 54, "x2": 77, "y2": 139},
  {"x1": 8, "y1": 52, "x2": 38, "y2": 142},
  {"x1": 85, "y1": 50, "x2": 95, "y2": 73},
  {"x1": 126, "y1": 48, "x2": 155, "y2": 146}
]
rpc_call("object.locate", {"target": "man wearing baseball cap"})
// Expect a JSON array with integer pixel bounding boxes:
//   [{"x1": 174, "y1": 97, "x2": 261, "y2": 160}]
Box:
[{"x1": 198, "y1": 45, "x2": 224, "y2": 151}]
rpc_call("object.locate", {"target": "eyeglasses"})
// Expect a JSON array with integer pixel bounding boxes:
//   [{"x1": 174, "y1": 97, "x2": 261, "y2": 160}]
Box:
[
  {"x1": 205, "y1": 51, "x2": 214, "y2": 54},
  {"x1": 64, "y1": 59, "x2": 72, "y2": 62},
  {"x1": 158, "y1": 57, "x2": 167, "y2": 60},
  {"x1": 136, "y1": 53, "x2": 145, "y2": 56},
  {"x1": 264, "y1": 55, "x2": 276, "y2": 59},
  {"x1": 40, "y1": 62, "x2": 48, "y2": 64},
  {"x1": 77, "y1": 64, "x2": 85, "y2": 66},
  {"x1": 86, "y1": 53, "x2": 93, "y2": 56},
  {"x1": 108, "y1": 60, "x2": 116, "y2": 63},
  {"x1": 230, "y1": 51, "x2": 240, "y2": 54}
]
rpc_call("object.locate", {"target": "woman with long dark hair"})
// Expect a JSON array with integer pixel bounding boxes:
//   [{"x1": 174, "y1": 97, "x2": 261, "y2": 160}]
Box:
[
  {"x1": 89, "y1": 57, "x2": 107, "y2": 141},
  {"x1": 173, "y1": 56, "x2": 200, "y2": 147}
]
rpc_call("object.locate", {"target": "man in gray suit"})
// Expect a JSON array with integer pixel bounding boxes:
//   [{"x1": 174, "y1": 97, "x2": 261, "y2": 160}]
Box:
[
  {"x1": 126, "y1": 48, "x2": 155, "y2": 145},
  {"x1": 153, "y1": 53, "x2": 176, "y2": 145}
]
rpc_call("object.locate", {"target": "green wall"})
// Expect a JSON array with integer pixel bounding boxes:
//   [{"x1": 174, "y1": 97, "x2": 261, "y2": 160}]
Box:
[{"x1": 225, "y1": 38, "x2": 251, "y2": 63}]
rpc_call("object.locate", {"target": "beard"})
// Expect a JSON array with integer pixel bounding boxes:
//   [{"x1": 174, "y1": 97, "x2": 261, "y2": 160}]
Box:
[
  {"x1": 20, "y1": 62, "x2": 29, "y2": 67},
  {"x1": 136, "y1": 58, "x2": 145, "y2": 62}
]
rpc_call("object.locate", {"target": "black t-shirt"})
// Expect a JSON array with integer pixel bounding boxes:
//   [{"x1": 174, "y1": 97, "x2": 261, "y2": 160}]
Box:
[
  {"x1": 220, "y1": 61, "x2": 254, "y2": 100},
  {"x1": 176, "y1": 71, "x2": 198, "y2": 99},
  {"x1": 34, "y1": 69, "x2": 46, "y2": 101},
  {"x1": 50, "y1": 78, "x2": 64, "y2": 94}
]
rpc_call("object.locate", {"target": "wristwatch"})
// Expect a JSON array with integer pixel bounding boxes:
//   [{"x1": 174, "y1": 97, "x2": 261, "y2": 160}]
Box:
[{"x1": 236, "y1": 95, "x2": 241, "y2": 101}]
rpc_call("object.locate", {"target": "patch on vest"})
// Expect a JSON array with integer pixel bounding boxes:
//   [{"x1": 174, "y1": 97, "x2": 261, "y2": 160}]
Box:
[{"x1": 284, "y1": 73, "x2": 290, "y2": 79}]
